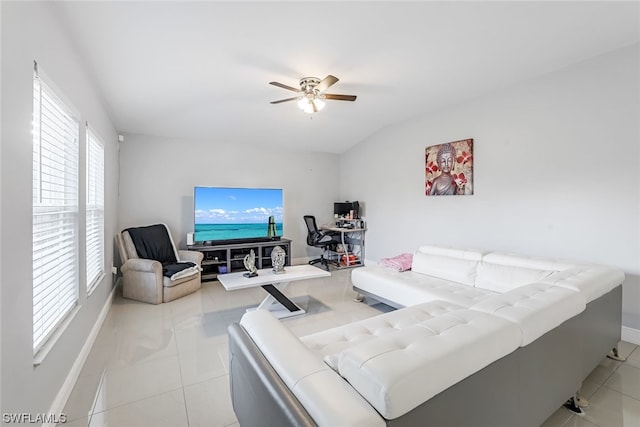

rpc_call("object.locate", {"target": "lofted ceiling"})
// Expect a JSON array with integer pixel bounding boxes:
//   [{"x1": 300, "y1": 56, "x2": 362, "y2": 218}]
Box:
[{"x1": 51, "y1": 1, "x2": 639, "y2": 154}]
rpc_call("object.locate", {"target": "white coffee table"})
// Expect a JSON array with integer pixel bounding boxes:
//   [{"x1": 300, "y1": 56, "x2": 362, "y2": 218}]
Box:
[{"x1": 217, "y1": 264, "x2": 331, "y2": 318}]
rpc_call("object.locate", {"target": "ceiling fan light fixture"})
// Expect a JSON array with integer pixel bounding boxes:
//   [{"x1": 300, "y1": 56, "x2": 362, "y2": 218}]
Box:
[
  {"x1": 297, "y1": 97, "x2": 309, "y2": 110},
  {"x1": 297, "y1": 96, "x2": 325, "y2": 114},
  {"x1": 270, "y1": 74, "x2": 355, "y2": 113}
]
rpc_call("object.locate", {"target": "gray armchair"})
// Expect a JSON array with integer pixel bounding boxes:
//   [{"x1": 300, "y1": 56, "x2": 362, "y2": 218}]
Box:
[{"x1": 116, "y1": 224, "x2": 204, "y2": 304}]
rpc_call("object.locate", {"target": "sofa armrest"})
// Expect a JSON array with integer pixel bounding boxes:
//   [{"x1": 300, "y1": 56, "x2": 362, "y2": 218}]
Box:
[
  {"x1": 239, "y1": 310, "x2": 385, "y2": 427},
  {"x1": 121, "y1": 258, "x2": 162, "y2": 273},
  {"x1": 178, "y1": 250, "x2": 204, "y2": 265},
  {"x1": 120, "y1": 259, "x2": 163, "y2": 304}
]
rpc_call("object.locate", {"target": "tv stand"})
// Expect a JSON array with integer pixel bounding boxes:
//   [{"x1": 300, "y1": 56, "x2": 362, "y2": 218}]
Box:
[{"x1": 188, "y1": 239, "x2": 291, "y2": 282}]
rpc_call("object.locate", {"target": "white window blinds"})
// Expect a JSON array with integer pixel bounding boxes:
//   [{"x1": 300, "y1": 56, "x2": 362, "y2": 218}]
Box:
[
  {"x1": 32, "y1": 65, "x2": 80, "y2": 354},
  {"x1": 86, "y1": 127, "x2": 105, "y2": 293}
]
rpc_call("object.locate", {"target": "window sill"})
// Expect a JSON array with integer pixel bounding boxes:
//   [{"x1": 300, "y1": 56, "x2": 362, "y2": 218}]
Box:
[
  {"x1": 33, "y1": 304, "x2": 81, "y2": 367},
  {"x1": 87, "y1": 272, "x2": 105, "y2": 297}
]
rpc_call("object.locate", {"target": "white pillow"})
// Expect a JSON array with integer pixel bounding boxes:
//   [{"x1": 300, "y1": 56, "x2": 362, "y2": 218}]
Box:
[
  {"x1": 475, "y1": 262, "x2": 554, "y2": 293},
  {"x1": 411, "y1": 251, "x2": 478, "y2": 286}
]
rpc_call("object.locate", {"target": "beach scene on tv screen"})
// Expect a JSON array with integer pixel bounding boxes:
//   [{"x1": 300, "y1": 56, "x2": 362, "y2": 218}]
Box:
[{"x1": 194, "y1": 187, "x2": 283, "y2": 241}]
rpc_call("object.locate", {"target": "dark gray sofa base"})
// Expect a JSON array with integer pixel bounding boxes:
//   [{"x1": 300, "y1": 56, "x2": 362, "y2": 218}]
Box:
[
  {"x1": 228, "y1": 285, "x2": 622, "y2": 427},
  {"x1": 228, "y1": 323, "x2": 316, "y2": 427}
]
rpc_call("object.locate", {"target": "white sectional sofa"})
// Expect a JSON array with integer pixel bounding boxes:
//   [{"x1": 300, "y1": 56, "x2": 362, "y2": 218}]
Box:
[{"x1": 228, "y1": 246, "x2": 624, "y2": 427}]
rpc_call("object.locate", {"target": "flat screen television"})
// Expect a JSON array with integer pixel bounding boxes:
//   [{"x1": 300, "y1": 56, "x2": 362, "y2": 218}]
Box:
[{"x1": 194, "y1": 187, "x2": 283, "y2": 244}]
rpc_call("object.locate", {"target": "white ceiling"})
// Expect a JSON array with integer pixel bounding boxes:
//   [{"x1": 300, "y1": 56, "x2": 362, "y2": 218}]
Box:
[{"x1": 51, "y1": 1, "x2": 639, "y2": 154}]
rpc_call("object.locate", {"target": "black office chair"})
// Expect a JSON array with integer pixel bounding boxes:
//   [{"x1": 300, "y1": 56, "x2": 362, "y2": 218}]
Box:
[{"x1": 303, "y1": 215, "x2": 340, "y2": 270}]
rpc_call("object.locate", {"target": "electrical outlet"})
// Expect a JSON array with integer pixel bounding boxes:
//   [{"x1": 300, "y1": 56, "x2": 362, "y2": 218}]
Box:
[{"x1": 111, "y1": 266, "x2": 117, "y2": 275}]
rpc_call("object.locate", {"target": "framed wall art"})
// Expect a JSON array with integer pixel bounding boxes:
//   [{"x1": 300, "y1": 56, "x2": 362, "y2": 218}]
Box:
[{"x1": 425, "y1": 138, "x2": 473, "y2": 196}]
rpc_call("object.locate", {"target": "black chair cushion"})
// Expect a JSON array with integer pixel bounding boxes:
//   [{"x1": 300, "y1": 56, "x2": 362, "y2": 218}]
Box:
[{"x1": 125, "y1": 224, "x2": 177, "y2": 264}]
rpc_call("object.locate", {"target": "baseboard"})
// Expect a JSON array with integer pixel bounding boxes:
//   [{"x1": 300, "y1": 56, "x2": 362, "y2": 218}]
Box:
[
  {"x1": 622, "y1": 326, "x2": 640, "y2": 346},
  {"x1": 291, "y1": 256, "x2": 310, "y2": 266},
  {"x1": 45, "y1": 281, "x2": 118, "y2": 427}
]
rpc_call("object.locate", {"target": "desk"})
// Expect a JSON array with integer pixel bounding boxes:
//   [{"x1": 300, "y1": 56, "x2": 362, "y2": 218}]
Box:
[
  {"x1": 217, "y1": 265, "x2": 331, "y2": 318},
  {"x1": 320, "y1": 224, "x2": 366, "y2": 268}
]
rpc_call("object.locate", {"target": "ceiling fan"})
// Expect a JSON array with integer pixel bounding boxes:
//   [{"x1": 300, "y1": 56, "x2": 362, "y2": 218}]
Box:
[{"x1": 269, "y1": 75, "x2": 357, "y2": 113}]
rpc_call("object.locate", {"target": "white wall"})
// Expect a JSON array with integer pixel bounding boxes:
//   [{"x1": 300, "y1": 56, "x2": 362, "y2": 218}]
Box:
[
  {"x1": 1, "y1": 2, "x2": 119, "y2": 416},
  {"x1": 340, "y1": 44, "x2": 640, "y2": 329},
  {"x1": 117, "y1": 134, "x2": 341, "y2": 262}
]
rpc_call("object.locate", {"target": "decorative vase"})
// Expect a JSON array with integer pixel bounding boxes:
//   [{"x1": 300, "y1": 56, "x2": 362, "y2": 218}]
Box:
[{"x1": 271, "y1": 245, "x2": 286, "y2": 274}]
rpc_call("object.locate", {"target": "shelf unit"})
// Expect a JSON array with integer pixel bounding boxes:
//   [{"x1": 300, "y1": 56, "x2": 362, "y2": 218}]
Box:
[
  {"x1": 321, "y1": 222, "x2": 366, "y2": 269},
  {"x1": 188, "y1": 239, "x2": 291, "y2": 281}
]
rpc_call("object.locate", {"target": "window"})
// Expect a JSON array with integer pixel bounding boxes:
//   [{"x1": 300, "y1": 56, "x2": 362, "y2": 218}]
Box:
[
  {"x1": 32, "y1": 64, "x2": 80, "y2": 354},
  {"x1": 86, "y1": 127, "x2": 105, "y2": 293}
]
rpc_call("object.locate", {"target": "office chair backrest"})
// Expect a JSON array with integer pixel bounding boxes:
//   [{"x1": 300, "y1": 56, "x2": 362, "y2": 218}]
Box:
[{"x1": 303, "y1": 215, "x2": 320, "y2": 246}]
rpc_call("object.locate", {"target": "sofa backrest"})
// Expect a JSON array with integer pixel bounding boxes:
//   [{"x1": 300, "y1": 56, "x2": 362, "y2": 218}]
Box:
[
  {"x1": 119, "y1": 223, "x2": 181, "y2": 263},
  {"x1": 474, "y1": 252, "x2": 576, "y2": 293},
  {"x1": 412, "y1": 245, "x2": 483, "y2": 286},
  {"x1": 480, "y1": 252, "x2": 577, "y2": 272},
  {"x1": 406, "y1": 247, "x2": 621, "y2": 296}
]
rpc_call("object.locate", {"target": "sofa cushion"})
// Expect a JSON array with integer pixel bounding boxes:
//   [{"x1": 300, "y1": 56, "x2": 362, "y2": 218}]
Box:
[
  {"x1": 471, "y1": 283, "x2": 586, "y2": 346},
  {"x1": 475, "y1": 262, "x2": 554, "y2": 293},
  {"x1": 301, "y1": 300, "x2": 467, "y2": 370},
  {"x1": 162, "y1": 269, "x2": 200, "y2": 287},
  {"x1": 539, "y1": 266, "x2": 625, "y2": 303},
  {"x1": 411, "y1": 251, "x2": 479, "y2": 286},
  {"x1": 335, "y1": 307, "x2": 521, "y2": 419},
  {"x1": 352, "y1": 265, "x2": 496, "y2": 308}
]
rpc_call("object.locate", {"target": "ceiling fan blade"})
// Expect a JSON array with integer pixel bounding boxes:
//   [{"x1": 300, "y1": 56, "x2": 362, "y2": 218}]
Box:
[
  {"x1": 270, "y1": 97, "x2": 299, "y2": 104},
  {"x1": 311, "y1": 99, "x2": 318, "y2": 113},
  {"x1": 315, "y1": 75, "x2": 339, "y2": 92},
  {"x1": 323, "y1": 94, "x2": 357, "y2": 102},
  {"x1": 269, "y1": 81, "x2": 301, "y2": 92}
]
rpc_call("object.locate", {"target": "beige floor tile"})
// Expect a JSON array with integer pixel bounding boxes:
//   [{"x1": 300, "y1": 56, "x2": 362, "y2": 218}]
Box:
[
  {"x1": 585, "y1": 356, "x2": 622, "y2": 386},
  {"x1": 108, "y1": 324, "x2": 178, "y2": 370},
  {"x1": 581, "y1": 386, "x2": 640, "y2": 427},
  {"x1": 183, "y1": 375, "x2": 237, "y2": 427},
  {"x1": 62, "y1": 372, "x2": 104, "y2": 422},
  {"x1": 178, "y1": 341, "x2": 228, "y2": 387},
  {"x1": 604, "y1": 364, "x2": 640, "y2": 400},
  {"x1": 169, "y1": 287, "x2": 228, "y2": 324},
  {"x1": 92, "y1": 354, "x2": 183, "y2": 412},
  {"x1": 561, "y1": 415, "x2": 600, "y2": 426},
  {"x1": 57, "y1": 415, "x2": 90, "y2": 427},
  {"x1": 89, "y1": 389, "x2": 188, "y2": 427},
  {"x1": 174, "y1": 315, "x2": 230, "y2": 355},
  {"x1": 580, "y1": 378, "x2": 601, "y2": 400},
  {"x1": 618, "y1": 341, "x2": 638, "y2": 359},
  {"x1": 540, "y1": 407, "x2": 572, "y2": 427},
  {"x1": 626, "y1": 345, "x2": 640, "y2": 370}
]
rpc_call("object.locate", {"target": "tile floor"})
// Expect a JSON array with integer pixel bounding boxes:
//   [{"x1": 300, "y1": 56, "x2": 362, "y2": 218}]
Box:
[{"x1": 61, "y1": 268, "x2": 640, "y2": 427}]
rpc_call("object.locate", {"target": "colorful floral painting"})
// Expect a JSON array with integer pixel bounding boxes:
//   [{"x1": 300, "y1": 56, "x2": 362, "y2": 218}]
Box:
[{"x1": 425, "y1": 139, "x2": 473, "y2": 196}]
